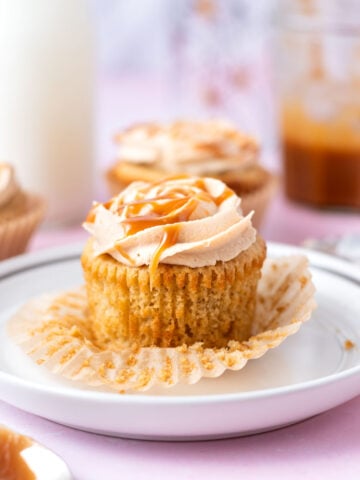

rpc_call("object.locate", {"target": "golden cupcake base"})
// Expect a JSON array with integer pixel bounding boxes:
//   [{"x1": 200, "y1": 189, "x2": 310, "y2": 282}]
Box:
[
  {"x1": 7, "y1": 255, "x2": 316, "y2": 393},
  {"x1": 81, "y1": 236, "x2": 266, "y2": 349}
]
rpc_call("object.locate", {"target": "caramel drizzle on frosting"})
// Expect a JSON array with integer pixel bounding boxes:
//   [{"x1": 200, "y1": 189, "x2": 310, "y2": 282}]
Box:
[
  {"x1": 87, "y1": 176, "x2": 236, "y2": 276},
  {"x1": 115, "y1": 120, "x2": 258, "y2": 155},
  {"x1": 114, "y1": 121, "x2": 259, "y2": 175},
  {"x1": 150, "y1": 224, "x2": 180, "y2": 279}
]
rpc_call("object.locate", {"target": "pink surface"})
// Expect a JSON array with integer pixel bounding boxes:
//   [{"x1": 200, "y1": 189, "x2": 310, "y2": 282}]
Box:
[
  {"x1": 1, "y1": 75, "x2": 360, "y2": 479},
  {"x1": 1, "y1": 397, "x2": 360, "y2": 480}
]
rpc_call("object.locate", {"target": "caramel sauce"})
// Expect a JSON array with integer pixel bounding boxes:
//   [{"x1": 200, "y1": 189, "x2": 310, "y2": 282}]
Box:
[
  {"x1": 281, "y1": 102, "x2": 360, "y2": 208},
  {"x1": 149, "y1": 225, "x2": 180, "y2": 279},
  {"x1": 213, "y1": 187, "x2": 234, "y2": 206},
  {"x1": 0, "y1": 427, "x2": 35, "y2": 480},
  {"x1": 118, "y1": 196, "x2": 194, "y2": 235},
  {"x1": 114, "y1": 244, "x2": 136, "y2": 265},
  {"x1": 85, "y1": 208, "x2": 97, "y2": 224},
  {"x1": 116, "y1": 177, "x2": 233, "y2": 231},
  {"x1": 283, "y1": 140, "x2": 360, "y2": 207}
]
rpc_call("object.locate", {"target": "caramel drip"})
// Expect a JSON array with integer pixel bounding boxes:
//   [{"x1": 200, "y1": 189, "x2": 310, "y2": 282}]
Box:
[
  {"x1": 149, "y1": 225, "x2": 180, "y2": 281},
  {"x1": 107, "y1": 196, "x2": 194, "y2": 236},
  {"x1": 0, "y1": 427, "x2": 35, "y2": 480},
  {"x1": 85, "y1": 207, "x2": 97, "y2": 224},
  {"x1": 213, "y1": 187, "x2": 234, "y2": 206},
  {"x1": 114, "y1": 244, "x2": 136, "y2": 265}
]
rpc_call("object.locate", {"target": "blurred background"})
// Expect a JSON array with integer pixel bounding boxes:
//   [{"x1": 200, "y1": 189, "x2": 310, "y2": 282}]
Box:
[
  {"x1": 94, "y1": 0, "x2": 276, "y2": 170},
  {"x1": 0, "y1": 0, "x2": 359, "y2": 260}
]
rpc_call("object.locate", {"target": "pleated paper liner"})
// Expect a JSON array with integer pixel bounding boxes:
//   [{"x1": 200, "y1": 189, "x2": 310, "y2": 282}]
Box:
[
  {"x1": 0, "y1": 193, "x2": 46, "y2": 261},
  {"x1": 7, "y1": 255, "x2": 316, "y2": 393}
]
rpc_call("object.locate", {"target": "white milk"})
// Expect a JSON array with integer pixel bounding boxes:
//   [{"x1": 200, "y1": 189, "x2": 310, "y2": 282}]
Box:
[{"x1": 0, "y1": 0, "x2": 94, "y2": 224}]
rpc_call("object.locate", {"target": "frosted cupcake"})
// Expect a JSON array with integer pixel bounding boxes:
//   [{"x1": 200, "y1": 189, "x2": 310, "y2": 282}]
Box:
[
  {"x1": 0, "y1": 163, "x2": 45, "y2": 260},
  {"x1": 106, "y1": 120, "x2": 277, "y2": 228},
  {"x1": 82, "y1": 175, "x2": 266, "y2": 349},
  {"x1": 8, "y1": 175, "x2": 315, "y2": 392}
]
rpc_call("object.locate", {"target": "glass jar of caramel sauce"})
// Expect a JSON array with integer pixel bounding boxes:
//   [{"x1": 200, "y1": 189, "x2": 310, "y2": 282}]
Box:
[{"x1": 274, "y1": 0, "x2": 360, "y2": 208}]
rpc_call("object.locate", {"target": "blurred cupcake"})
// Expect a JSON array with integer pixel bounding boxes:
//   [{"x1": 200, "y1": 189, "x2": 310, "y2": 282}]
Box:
[
  {"x1": 82, "y1": 175, "x2": 266, "y2": 349},
  {"x1": 106, "y1": 120, "x2": 277, "y2": 228},
  {"x1": 0, "y1": 163, "x2": 45, "y2": 260}
]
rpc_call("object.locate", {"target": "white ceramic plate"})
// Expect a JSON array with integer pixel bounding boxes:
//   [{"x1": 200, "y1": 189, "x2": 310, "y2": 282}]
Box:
[{"x1": 0, "y1": 243, "x2": 359, "y2": 441}]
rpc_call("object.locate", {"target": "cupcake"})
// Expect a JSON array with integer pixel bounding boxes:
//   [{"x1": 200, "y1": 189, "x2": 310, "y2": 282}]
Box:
[
  {"x1": 82, "y1": 175, "x2": 266, "y2": 349},
  {"x1": 106, "y1": 120, "x2": 277, "y2": 228},
  {"x1": 8, "y1": 175, "x2": 315, "y2": 392},
  {"x1": 0, "y1": 163, "x2": 45, "y2": 260}
]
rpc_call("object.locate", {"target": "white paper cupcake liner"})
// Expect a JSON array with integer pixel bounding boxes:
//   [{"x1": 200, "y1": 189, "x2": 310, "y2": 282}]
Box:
[{"x1": 7, "y1": 255, "x2": 316, "y2": 392}]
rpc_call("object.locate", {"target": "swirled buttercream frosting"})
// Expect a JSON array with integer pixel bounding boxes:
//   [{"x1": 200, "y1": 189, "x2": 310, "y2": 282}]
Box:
[
  {"x1": 83, "y1": 176, "x2": 256, "y2": 274},
  {"x1": 0, "y1": 163, "x2": 19, "y2": 208},
  {"x1": 115, "y1": 120, "x2": 259, "y2": 175}
]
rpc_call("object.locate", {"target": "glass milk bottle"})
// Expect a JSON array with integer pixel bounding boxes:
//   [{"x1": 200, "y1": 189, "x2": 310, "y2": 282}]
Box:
[{"x1": 0, "y1": 0, "x2": 94, "y2": 224}]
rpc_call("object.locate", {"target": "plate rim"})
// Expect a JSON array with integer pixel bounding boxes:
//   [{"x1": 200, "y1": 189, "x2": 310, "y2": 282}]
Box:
[{"x1": 0, "y1": 241, "x2": 359, "y2": 406}]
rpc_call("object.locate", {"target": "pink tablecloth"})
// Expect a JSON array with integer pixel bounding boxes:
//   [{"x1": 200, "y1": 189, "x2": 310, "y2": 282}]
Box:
[
  {"x1": 1, "y1": 396, "x2": 359, "y2": 480},
  {"x1": 2, "y1": 75, "x2": 360, "y2": 479}
]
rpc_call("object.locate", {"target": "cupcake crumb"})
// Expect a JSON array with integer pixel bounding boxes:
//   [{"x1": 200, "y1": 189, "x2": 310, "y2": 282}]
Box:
[{"x1": 344, "y1": 339, "x2": 355, "y2": 350}]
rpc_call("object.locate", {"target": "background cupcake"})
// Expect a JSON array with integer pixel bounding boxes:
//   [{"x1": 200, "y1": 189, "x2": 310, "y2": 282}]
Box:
[
  {"x1": 106, "y1": 120, "x2": 277, "y2": 229},
  {"x1": 0, "y1": 163, "x2": 45, "y2": 260}
]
